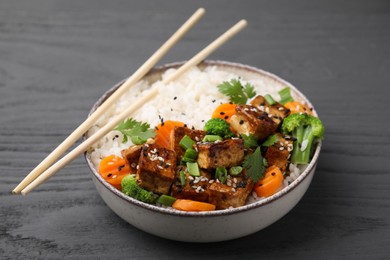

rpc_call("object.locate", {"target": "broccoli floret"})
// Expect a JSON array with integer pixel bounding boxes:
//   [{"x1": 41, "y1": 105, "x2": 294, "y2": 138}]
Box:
[
  {"x1": 282, "y1": 113, "x2": 324, "y2": 164},
  {"x1": 121, "y1": 175, "x2": 158, "y2": 204},
  {"x1": 203, "y1": 118, "x2": 234, "y2": 138}
]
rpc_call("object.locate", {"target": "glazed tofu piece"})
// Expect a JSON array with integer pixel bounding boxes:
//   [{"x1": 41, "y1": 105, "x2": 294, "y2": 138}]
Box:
[
  {"x1": 250, "y1": 95, "x2": 290, "y2": 125},
  {"x1": 264, "y1": 133, "x2": 294, "y2": 172},
  {"x1": 170, "y1": 166, "x2": 211, "y2": 202},
  {"x1": 121, "y1": 145, "x2": 142, "y2": 171},
  {"x1": 230, "y1": 105, "x2": 278, "y2": 141},
  {"x1": 136, "y1": 143, "x2": 176, "y2": 195},
  {"x1": 208, "y1": 175, "x2": 254, "y2": 209},
  {"x1": 170, "y1": 126, "x2": 206, "y2": 161},
  {"x1": 197, "y1": 138, "x2": 244, "y2": 170}
]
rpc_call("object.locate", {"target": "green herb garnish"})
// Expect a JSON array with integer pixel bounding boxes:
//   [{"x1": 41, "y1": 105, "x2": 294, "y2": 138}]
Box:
[
  {"x1": 179, "y1": 171, "x2": 186, "y2": 186},
  {"x1": 115, "y1": 118, "x2": 156, "y2": 144},
  {"x1": 215, "y1": 167, "x2": 227, "y2": 184},
  {"x1": 229, "y1": 166, "x2": 243, "y2": 176},
  {"x1": 242, "y1": 147, "x2": 266, "y2": 182},
  {"x1": 264, "y1": 94, "x2": 276, "y2": 105},
  {"x1": 241, "y1": 134, "x2": 258, "y2": 148},
  {"x1": 202, "y1": 135, "x2": 223, "y2": 142},
  {"x1": 179, "y1": 135, "x2": 195, "y2": 150},
  {"x1": 157, "y1": 195, "x2": 177, "y2": 206},
  {"x1": 217, "y1": 79, "x2": 256, "y2": 104},
  {"x1": 186, "y1": 162, "x2": 200, "y2": 177},
  {"x1": 261, "y1": 134, "x2": 278, "y2": 147},
  {"x1": 278, "y1": 87, "x2": 294, "y2": 105}
]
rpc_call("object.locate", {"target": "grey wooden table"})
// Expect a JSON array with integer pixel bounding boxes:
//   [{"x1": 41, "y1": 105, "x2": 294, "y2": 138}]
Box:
[{"x1": 1, "y1": 0, "x2": 389, "y2": 259}]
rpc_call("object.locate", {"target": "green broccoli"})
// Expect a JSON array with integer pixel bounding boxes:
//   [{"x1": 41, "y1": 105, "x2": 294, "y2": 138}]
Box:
[
  {"x1": 282, "y1": 113, "x2": 324, "y2": 164},
  {"x1": 121, "y1": 175, "x2": 158, "y2": 204},
  {"x1": 203, "y1": 118, "x2": 234, "y2": 138}
]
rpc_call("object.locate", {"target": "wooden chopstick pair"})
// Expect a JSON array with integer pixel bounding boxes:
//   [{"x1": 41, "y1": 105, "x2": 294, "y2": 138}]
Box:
[{"x1": 13, "y1": 8, "x2": 247, "y2": 195}]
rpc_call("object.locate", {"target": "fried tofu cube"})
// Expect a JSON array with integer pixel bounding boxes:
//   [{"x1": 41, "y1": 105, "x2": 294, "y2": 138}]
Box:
[
  {"x1": 170, "y1": 166, "x2": 211, "y2": 202},
  {"x1": 264, "y1": 133, "x2": 293, "y2": 172},
  {"x1": 230, "y1": 105, "x2": 278, "y2": 141},
  {"x1": 197, "y1": 138, "x2": 244, "y2": 170},
  {"x1": 250, "y1": 95, "x2": 290, "y2": 125},
  {"x1": 170, "y1": 126, "x2": 206, "y2": 161},
  {"x1": 208, "y1": 175, "x2": 254, "y2": 209},
  {"x1": 136, "y1": 143, "x2": 176, "y2": 195},
  {"x1": 121, "y1": 145, "x2": 141, "y2": 171}
]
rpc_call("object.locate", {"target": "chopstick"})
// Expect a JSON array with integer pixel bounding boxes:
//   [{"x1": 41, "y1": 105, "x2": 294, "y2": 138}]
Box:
[
  {"x1": 20, "y1": 19, "x2": 247, "y2": 195},
  {"x1": 12, "y1": 8, "x2": 205, "y2": 194}
]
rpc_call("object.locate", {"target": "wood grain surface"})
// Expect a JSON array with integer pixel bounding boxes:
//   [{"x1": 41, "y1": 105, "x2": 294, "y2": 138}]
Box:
[{"x1": 1, "y1": 0, "x2": 389, "y2": 259}]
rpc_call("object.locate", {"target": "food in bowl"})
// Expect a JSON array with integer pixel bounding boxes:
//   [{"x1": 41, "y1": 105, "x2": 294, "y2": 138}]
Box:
[{"x1": 87, "y1": 62, "x2": 324, "y2": 212}]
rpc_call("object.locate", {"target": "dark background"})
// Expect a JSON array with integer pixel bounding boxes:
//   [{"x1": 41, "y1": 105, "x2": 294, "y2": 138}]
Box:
[{"x1": 1, "y1": 0, "x2": 389, "y2": 259}]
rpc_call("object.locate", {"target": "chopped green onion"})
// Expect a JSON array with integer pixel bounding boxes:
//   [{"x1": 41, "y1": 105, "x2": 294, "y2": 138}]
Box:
[
  {"x1": 215, "y1": 167, "x2": 227, "y2": 184},
  {"x1": 278, "y1": 87, "x2": 294, "y2": 105},
  {"x1": 179, "y1": 170, "x2": 186, "y2": 186},
  {"x1": 264, "y1": 94, "x2": 276, "y2": 105},
  {"x1": 179, "y1": 135, "x2": 195, "y2": 150},
  {"x1": 186, "y1": 162, "x2": 200, "y2": 177},
  {"x1": 202, "y1": 135, "x2": 223, "y2": 142},
  {"x1": 181, "y1": 148, "x2": 198, "y2": 163},
  {"x1": 262, "y1": 134, "x2": 278, "y2": 147},
  {"x1": 157, "y1": 195, "x2": 177, "y2": 206},
  {"x1": 229, "y1": 166, "x2": 243, "y2": 176}
]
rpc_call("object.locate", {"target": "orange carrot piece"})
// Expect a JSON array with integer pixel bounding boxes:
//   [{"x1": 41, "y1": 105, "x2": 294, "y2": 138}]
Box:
[
  {"x1": 155, "y1": 120, "x2": 185, "y2": 149},
  {"x1": 172, "y1": 199, "x2": 216, "y2": 212},
  {"x1": 254, "y1": 165, "x2": 284, "y2": 198},
  {"x1": 99, "y1": 155, "x2": 131, "y2": 190},
  {"x1": 284, "y1": 101, "x2": 313, "y2": 115},
  {"x1": 212, "y1": 103, "x2": 237, "y2": 122}
]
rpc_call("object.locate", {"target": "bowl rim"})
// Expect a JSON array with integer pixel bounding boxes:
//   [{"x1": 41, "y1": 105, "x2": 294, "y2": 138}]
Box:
[{"x1": 84, "y1": 60, "x2": 322, "y2": 218}]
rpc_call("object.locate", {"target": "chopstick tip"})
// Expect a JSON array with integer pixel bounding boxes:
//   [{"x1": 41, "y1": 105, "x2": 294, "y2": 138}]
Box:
[
  {"x1": 197, "y1": 7, "x2": 206, "y2": 14},
  {"x1": 239, "y1": 19, "x2": 248, "y2": 27}
]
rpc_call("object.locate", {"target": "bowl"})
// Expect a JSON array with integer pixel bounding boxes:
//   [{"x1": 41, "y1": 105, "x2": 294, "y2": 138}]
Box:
[{"x1": 84, "y1": 60, "x2": 322, "y2": 242}]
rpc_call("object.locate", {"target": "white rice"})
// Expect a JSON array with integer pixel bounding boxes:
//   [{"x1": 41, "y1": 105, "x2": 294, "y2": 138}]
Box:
[{"x1": 88, "y1": 65, "x2": 304, "y2": 195}]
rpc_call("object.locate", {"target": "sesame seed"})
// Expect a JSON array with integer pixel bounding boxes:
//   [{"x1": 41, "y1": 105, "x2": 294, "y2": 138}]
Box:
[{"x1": 173, "y1": 96, "x2": 177, "y2": 100}]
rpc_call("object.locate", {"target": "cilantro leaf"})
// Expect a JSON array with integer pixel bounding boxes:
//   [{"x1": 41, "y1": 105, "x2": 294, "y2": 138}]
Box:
[
  {"x1": 241, "y1": 134, "x2": 258, "y2": 148},
  {"x1": 217, "y1": 79, "x2": 257, "y2": 104},
  {"x1": 243, "y1": 147, "x2": 266, "y2": 183},
  {"x1": 115, "y1": 118, "x2": 156, "y2": 144},
  {"x1": 261, "y1": 134, "x2": 278, "y2": 147},
  {"x1": 244, "y1": 83, "x2": 256, "y2": 99}
]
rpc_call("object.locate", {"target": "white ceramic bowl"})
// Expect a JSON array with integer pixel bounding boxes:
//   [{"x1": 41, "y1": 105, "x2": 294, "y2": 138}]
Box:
[{"x1": 84, "y1": 60, "x2": 322, "y2": 242}]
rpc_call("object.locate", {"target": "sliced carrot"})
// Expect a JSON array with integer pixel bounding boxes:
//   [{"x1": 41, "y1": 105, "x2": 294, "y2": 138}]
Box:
[
  {"x1": 284, "y1": 101, "x2": 313, "y2": 115},
  {"x1": 155, "y1": 120, "x2": 185, "y2": 149},
  {"x1": 99, "y1": 155, "x2": 131, "y2": 190},
  {"x1": 172, "y1": 199, "x2": 216, "y2": 212},
  {"x1": 212, "y1": 103, "x2": 237, "y2": 122},
  {"x1": 254, "y1": 165, "x2": 284, "y2": 198}
]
